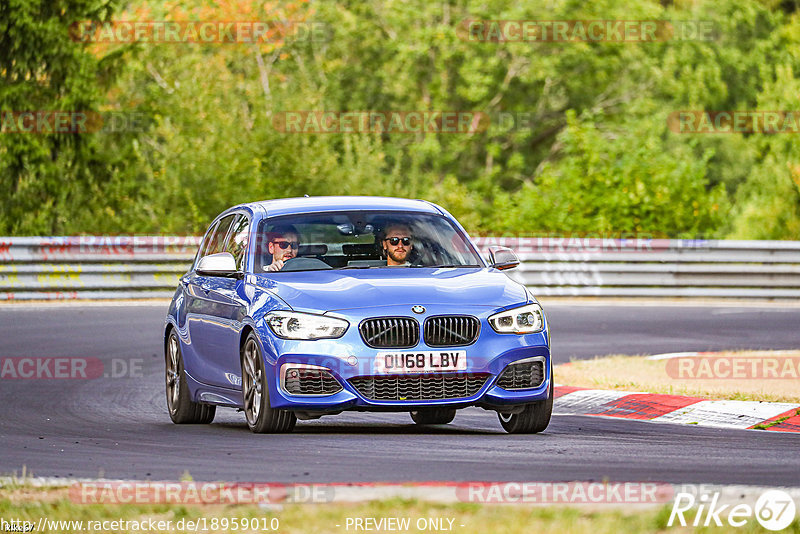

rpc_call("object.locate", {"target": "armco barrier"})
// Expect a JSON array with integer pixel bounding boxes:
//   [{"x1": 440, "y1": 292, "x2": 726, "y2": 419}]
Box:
[
  {"x1": 0, "y1": 236, "x2": 799, "y2": 300},
  {"x1": 477, "y1": 237, "x2": 800, "y2": 298},
  {"x1": 0, "y1": 236, "x2": 200, "y2": 300}
]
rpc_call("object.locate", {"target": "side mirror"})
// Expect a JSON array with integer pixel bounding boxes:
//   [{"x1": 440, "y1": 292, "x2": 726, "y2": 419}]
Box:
[
  {"x1": 488, "y1": 246, "x2": 520, "y2": 271},
  {"x1": 197, "y1": 252, "x2": 242, "y2": 278}
]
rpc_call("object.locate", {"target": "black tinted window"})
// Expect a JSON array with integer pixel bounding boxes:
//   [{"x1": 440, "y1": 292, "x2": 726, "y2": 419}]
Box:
[
  {"x1": 195, "y1": 219, "x2": 220, "y2": 266},
  {"x1": 226, "y1": 214, "x2": 250, "y2": 270},
  {"x1": 206, "y1": 214, "x2": 237, "y2": 256}
]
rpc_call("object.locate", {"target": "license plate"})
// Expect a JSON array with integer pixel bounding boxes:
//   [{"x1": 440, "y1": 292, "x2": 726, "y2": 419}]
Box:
[{"x1": 374, "y1": 351, "x2": 467, "y2": 374}]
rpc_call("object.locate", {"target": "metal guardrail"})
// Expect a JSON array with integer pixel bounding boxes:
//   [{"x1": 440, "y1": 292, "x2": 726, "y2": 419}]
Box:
[
  {"x1": 1, "y1": 236, "x2": 799, "y2": 300},
  {"x1": 0, "y1": 237, "x2": 200, "y2": 300},
  {"x1": 483, "y1": 237, "x2": 800, "y2": 298}
]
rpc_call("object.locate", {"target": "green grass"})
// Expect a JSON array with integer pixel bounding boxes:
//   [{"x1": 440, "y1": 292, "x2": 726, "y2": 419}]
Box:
[
  {"x1": 3, "y1": 486, "x2": 800, "y2": 533},
  {"x1": 753, "y1": 409, "x2": 800, "y2": 430}
]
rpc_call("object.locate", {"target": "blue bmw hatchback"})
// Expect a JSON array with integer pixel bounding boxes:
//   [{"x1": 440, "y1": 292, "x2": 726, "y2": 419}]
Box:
[{"x1": 164, "y1": 196, "x2": 552, "y2": 433}]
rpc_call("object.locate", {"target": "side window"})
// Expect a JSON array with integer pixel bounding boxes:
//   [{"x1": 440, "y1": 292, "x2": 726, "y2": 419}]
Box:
[
  {"x1": 206, "y1": 214, "x2": 237, "y2": 256},
  {"x1": 194, "y1": 220, "x2": 220, "y2": 267},
  {"x1": 226, "y1": 214, "x2": 250, "y2": 271}
]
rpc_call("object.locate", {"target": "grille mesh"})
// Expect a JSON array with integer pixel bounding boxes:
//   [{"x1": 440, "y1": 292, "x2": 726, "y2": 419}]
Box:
[
  {"x1": 349, "y1": 373, "x2": 489, "y2": 401},
  {"x1": 424, "y1": 316, "x2": 480, "y2": 347},
  {"x1": 284, "y1": 368, "x2": 342, "y2": 395},
  {"x1": 496, "y1": 360, "x2": 545, "y2": 390},
  {"x1": 359, "y1": 317, "x2": 419, "y2": 348}
]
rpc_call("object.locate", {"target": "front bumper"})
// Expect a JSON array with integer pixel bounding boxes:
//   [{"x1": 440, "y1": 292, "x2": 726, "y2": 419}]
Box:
[{"x1": 259, "y1": 305, "x2": 551, "y2": 412}]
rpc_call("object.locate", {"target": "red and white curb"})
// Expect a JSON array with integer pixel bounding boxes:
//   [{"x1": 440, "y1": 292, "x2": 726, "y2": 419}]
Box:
[
  {"x1": 553, "y1": 386, "x2": 800, "y2": 432},
  {"x1": 554, "y1": 349, "x2": 800, "y2": 431}
]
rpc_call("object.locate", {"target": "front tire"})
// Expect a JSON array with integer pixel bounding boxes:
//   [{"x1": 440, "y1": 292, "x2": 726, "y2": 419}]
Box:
[
  {"x1": 498, "y1": 378, "x2": 553, "y2": 434},
  {"x1": 241, "y1": 333, "x2": 296, "y2": 433},
  {"x1": 165, "y1": 329, "x2": 216, "y2": 424},
  {"x1": 410, "y1": 408, "x2": 456, "y2": 425}
]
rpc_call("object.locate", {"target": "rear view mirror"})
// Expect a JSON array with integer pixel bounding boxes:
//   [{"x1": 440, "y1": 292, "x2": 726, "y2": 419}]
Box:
[
  {"x1": 488, "y1": 246, "x2": 520, "y2": 271},
  {"x1": 197, "y1": 252, "x2": 241, "y2": 278}
]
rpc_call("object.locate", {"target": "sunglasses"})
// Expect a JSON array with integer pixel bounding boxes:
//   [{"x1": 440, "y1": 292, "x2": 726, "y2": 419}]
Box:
[
  {"x1": 272, "y1": 240, "x2": 299, "y2": 250},
  {"x1": 385, "y1": 237, "x2": 412, "y2": 246}
]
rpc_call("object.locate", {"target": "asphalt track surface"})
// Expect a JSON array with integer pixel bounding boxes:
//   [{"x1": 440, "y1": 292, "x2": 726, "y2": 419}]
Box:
[{"x1": 1, "y1": 302, "x2": 798, "y2": 485}]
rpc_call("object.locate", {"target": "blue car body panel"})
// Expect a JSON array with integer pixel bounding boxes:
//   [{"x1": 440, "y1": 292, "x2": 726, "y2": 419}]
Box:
[{"x1": 165, "y1": 196, "x2": 551, "y2": 414}]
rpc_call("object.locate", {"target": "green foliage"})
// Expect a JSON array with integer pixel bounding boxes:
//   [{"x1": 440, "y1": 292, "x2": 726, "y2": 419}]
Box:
[
  {"x1": 503, "y1": 111, "x2": 727, "y2": 237},
  {"x1": 0, "y1": 0, "x2": 130, "y2": 234},
  {"x1": 2, "y1": 0, "x2": 800, "y2": 238},
  {"x1": 728, "y1": 60, "x2": 800, "y2": 239}
]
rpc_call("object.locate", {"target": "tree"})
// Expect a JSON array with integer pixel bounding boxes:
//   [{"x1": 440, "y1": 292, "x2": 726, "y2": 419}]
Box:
[{"x1": 0, "y1": 0, "x2": 135, "y2": 234}]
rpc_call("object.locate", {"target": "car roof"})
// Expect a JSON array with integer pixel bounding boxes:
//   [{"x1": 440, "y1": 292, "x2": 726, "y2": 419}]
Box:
[{"x1": 249, "y1": 196, "x2": 443, "y2": 218}]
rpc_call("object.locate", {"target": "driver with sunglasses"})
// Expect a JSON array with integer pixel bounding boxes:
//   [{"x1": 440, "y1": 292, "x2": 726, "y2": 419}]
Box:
[
  {"x1": 265, "y1": 225, "x2": 300, "y2": 272},
  {"x1": 382, "y1": 222, "x2": 414, "y2": 267}
]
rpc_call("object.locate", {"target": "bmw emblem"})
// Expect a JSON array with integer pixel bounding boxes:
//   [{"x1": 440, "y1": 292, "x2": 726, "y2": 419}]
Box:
[{"x1": 411, "y1": 305, "x2": 426, "y2": 314}]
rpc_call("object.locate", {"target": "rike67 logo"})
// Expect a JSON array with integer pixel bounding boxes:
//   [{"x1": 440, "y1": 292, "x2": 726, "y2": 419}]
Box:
[{"x1": 669, "y1": 489, "x2": 796, "y2": 531}]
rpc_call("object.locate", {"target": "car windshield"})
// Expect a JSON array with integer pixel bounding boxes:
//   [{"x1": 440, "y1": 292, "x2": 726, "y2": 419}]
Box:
[{"x1": 255, "y1": 211, "x2": 483, "y2": 273}]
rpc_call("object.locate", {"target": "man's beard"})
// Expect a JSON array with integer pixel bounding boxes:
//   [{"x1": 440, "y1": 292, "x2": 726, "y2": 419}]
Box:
[{"x1": 387, "y1": 249, "x2": 407, "y2": 263}]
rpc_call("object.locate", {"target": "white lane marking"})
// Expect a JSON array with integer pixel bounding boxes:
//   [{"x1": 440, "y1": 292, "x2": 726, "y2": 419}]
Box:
[
  {"x1": 647, "y1": 349, "x2": 800, "y2": 360},
  {"x1": 712, "y1": 308, "x2": 800, "y2": 314},
  {"x1": 646, "y1": 352, "x2": 701, "y2": 360}
]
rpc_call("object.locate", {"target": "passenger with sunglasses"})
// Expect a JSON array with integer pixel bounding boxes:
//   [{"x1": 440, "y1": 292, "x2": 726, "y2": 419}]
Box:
[
  {"x1": 382, "y1": 222, "x2": 414, "y2": 267},
  {"x1": 265, "y1": 225, "x2": 300, "y2": 272}
]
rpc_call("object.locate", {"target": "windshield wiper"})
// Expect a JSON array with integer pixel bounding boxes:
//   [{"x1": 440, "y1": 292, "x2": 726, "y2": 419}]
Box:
[
  {"x1": 422, "y1": 264, "x2": 482, "y2": 268},
  {"x1": 337, "y1": 264, "x2": 482, "y2": 269}
]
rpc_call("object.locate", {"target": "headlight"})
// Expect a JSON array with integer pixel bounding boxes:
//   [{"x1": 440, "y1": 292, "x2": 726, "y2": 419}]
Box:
[
  {"x1": 266, "y1": 311, "x2": 349, "y2": 340},
  {"x1": 488, "y1": 303, "x2": 544, "y2": 334}
]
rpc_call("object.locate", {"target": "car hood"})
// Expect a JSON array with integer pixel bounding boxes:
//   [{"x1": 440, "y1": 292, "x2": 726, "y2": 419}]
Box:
[{"x1": 253, "y1": 268, "x2": 528, "y2": 313}]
